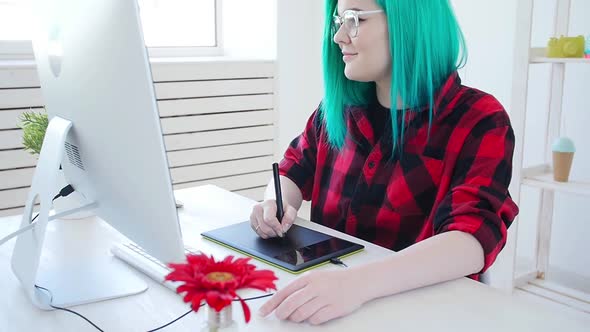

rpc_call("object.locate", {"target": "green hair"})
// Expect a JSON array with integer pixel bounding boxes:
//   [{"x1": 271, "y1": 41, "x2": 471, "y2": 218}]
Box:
[{"x1": 321, "y1": 0, "x2": 467, "y2": 153}]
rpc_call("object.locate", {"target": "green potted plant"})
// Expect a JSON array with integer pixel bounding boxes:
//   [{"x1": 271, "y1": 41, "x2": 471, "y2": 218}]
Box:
[
  {"x1": 18, "y1": 109, "x2": 92, "y2": 219},
  {"x1": 18, "y1": 109, "x2": 49, "y2": 156}
]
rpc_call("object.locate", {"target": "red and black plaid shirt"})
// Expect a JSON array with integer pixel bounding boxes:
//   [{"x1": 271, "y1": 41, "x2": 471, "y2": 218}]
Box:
[{"x1": 279, "y1": 72, "x2": 519, "y2": 279}]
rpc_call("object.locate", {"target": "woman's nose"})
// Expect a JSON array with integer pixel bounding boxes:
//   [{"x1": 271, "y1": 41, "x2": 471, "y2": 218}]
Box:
[{"x1": 333, "y1": 25, "x2": 350, "y2": 45}]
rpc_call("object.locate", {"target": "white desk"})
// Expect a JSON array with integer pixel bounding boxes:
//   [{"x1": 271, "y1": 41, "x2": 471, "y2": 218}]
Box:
[{"x1": 0, "y1": 185, "x2": 588, "y2": 331}]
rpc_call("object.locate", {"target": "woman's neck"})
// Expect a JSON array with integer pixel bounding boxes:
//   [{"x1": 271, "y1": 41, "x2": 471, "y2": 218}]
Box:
[{"x1": 376, "y1": 77, "x2": 403, "y2": 110}]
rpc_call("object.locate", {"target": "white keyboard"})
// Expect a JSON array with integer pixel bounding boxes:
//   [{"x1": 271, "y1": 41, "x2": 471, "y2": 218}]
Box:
[{"x1": 111, "y1": 242, "x2": 200, "y2": 292}]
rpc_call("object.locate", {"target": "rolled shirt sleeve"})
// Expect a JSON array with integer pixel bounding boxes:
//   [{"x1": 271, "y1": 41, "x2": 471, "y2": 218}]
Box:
[{"x1": 433, "y1": 112, "x2": 519, "y2": 274}]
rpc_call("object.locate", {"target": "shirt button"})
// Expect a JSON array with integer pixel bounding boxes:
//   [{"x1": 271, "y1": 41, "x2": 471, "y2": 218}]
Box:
[{"x1": 368, "y1": 161, "x2": 375, "y2": 169}]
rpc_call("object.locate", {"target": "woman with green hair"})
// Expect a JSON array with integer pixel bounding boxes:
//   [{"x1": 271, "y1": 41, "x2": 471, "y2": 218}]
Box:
[{"x1": 253, "y1": 0, "x2": 519, "y2": 324}]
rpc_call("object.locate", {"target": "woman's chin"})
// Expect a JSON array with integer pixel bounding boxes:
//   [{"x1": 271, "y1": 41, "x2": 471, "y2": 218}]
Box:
[
  {"x1": 344, "y1": 65, "x2": 360, "y2": 81},
  {"x1": 344, "y1": 66, "x2": 372, "y2": 82}
]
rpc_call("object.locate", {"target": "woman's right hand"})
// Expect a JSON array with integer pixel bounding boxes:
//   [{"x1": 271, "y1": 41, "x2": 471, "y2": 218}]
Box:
[{"x1": 250, "y1": 199, "x2": 297, "y2": 239}]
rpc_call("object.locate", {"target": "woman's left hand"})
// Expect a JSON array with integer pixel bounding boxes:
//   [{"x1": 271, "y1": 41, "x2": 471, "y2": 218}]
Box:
[{"x1": 258, "y1": 268, "x2": 367, "y2": 325}]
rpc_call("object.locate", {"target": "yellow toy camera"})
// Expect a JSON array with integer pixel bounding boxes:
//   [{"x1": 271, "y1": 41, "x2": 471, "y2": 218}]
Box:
[{"x1": 547, "y1": 35, "x2": 585, "y2": 58}]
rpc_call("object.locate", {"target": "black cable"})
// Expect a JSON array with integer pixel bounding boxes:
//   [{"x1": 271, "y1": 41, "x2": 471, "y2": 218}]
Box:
[
  {"x1": 147, "y1": 293, "x2": 275, "y2": 332},
  {"x1": 50, "y1": 305, "x2": 105, "y2": 332},
  {"x1": 35, "y1": 285, "x2": 105, "y2": 332},
  {"x1": 233, "y1": 293, "x2": 275, "y2": 302},
  {"x1": 31, "y1": 184, "x2": 75, "y2": 223},
  {"x1": 146, "y1": 307, "x2": 197, "y2": 332},
  {"x1": 58, "y1": 184, "x2": 75, "y2": 198},
  {"x1": 329, "y1": 257, "x2": 348, "y2": 267}
]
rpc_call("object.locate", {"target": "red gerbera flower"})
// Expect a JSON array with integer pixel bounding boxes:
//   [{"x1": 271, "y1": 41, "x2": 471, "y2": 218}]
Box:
[{"x1": 165, "y1": 254, "x2": 278, "y2": 322}]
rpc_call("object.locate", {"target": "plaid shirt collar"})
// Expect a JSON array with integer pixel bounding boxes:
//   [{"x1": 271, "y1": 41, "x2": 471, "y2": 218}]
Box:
[{"x1": 345, "y1": 72, "x2": 462, "y2": 158}]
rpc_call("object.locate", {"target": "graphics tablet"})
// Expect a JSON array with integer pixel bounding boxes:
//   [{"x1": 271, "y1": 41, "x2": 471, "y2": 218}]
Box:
[{"x1": 201, "y1": 221, "x2": 364, "y2": 274}]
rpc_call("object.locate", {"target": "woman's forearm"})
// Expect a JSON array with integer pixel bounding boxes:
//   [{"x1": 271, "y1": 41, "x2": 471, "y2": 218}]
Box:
[
  {"x1": 264, "y1": 175, "x2": 303, "y2": 211},
  {"x1": 356, "y1": 231, "x2": 485, "y2": 303},
  {"x1": 263, "y1": 176, "x2": 484, "y2": 301}
]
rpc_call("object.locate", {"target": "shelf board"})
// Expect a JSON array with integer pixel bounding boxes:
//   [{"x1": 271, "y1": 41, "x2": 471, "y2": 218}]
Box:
[
  {"x1": 529, "y1": 47, "x2": 590, "y2": 64},
  {"x1": 514, "y1": 261, "x2": 590, "y2": 313},
  {"x1": 515, "y1": 270, "x2": 538, "y2": 288},
  {"x1": 522, "y1": 164, "x2": 590, "y2": 196},
  {"x1": 520, "y1": 283, "x2": 590, "y2": 313},
  {"x1": 529, "y1": 278, "x2": 590, "y2": 304}
]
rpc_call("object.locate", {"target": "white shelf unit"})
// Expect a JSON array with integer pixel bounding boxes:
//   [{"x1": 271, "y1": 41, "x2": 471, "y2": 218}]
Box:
[
  {"x1": 529, "y1": 47, "x2": 590, "y2": 64},
  {"x1": 509, "y1": 0, "x2": 589, "y2": 313},
  {"x1": 522, "y1": 164, "x2": 590, "y2": 196}
]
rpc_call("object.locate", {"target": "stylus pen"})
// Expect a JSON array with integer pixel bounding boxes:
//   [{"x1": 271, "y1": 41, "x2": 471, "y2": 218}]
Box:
[{"x1": 272, "y1": 163, "x2": 284, "y2": 223}]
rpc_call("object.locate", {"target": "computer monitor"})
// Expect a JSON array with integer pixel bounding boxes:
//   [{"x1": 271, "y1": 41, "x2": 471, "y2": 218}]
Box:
[{"x1": 11, "y1": 0, "x2": 186, "y2": 309}]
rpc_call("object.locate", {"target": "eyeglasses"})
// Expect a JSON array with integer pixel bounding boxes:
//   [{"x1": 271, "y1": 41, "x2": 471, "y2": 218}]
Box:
[{"x1": 332, "y1": 9, "x2": 384, "y2": 40}]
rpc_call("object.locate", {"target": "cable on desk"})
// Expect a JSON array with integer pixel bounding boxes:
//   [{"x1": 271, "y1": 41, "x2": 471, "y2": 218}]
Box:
[
  {"x1": 35, "y1": 285, "x2": 105, "y2": 332},
  {"x1": 146, "y1": 307, "x2": 197, "y2": 332},
  {"x1": 147, "y1": 293, "x2": 275, "y2": 332},
  {"x1": 329, "y1": 257, "x2": 348, "y2": 267},
  {"x1": 232, "y1": 293, "x2": 274, "y2": 302}
]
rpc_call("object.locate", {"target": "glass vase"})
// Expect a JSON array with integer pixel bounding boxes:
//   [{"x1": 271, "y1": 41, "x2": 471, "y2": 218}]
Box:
[{"x1": 200, "y1": 303, "x2": 240, "y2": 332}]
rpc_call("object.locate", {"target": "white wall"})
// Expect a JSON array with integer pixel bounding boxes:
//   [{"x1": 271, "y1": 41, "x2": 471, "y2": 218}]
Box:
[
  {"x1": 451, "y1": 0, "x2": 518, "y2": 108},
  {"x1": 275, "y1": 0, "x2": 325, "y2": 220},
  {"x1": 276, "y1": 0, "x2": 324, "y2": 155}
]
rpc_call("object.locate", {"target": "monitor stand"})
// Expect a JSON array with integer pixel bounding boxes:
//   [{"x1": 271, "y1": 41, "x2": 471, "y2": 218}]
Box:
[{"x1": 11, "y1": 116, "x2": 147, "y2": 310}]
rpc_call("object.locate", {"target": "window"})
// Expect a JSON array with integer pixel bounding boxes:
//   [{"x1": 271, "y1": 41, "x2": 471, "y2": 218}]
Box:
[
  {"x1": 138, "y1": 0, "x2": 221, "y2": 56},
  {"x1": 139, "y1": 0, "x2": 217, "y2": 47},
  {"x1": 0, "y1": 1, "x2": 34, "y2": 41},
  {"x1": 0, "y1": 0, "x2": 220, "y2": 58}
]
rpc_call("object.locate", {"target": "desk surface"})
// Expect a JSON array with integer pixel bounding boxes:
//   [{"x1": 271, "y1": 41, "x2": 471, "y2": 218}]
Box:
[{"x1": 0, "y1": 185, "x2": 588, "y2": 332}]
